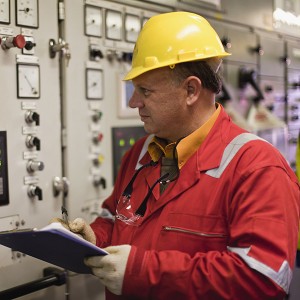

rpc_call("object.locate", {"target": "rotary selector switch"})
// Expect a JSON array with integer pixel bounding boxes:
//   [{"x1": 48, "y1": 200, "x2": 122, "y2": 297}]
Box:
[
  {"x1": 26, "y1": 135, "x2": 41, "y2": 150},
  {"x1": 25, "y1": 110, "x2": 40, "y2": 126},
  {"x1": 27, "y1": 185, "x2": 43, "y2": 200}
]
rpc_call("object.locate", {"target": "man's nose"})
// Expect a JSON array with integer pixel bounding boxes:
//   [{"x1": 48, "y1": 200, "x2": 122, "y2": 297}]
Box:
[{"x1": 128, "y1": 90, "x2": 144, "y2": 108}]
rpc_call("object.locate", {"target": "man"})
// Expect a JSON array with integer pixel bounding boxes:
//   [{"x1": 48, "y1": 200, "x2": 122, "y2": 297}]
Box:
[{"x1": 65, "y1": 12, "x2": 300, "y2": 299}]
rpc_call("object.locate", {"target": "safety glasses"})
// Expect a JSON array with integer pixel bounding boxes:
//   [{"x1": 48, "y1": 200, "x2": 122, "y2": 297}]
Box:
[{"x1": 115, "y1": 139, "x2": 181, "y2": 226}]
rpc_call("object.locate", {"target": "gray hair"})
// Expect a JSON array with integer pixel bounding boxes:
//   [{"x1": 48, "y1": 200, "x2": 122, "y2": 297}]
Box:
[{"x1": 170, "y1": 58, "x2": 223, "y2": 94}]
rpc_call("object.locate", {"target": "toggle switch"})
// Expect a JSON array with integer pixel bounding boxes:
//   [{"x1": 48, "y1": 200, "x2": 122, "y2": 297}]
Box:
[
  {"x1": 27, "y1": 185, "x2": 43, "y2": 200},
  {"x1": 106, "y1": 49, "x2": 123, "y2": 62},
  {"x1": 221, "y1": 37, "x2": 231, "y2": 49},
  {"x1": 280, "y1": 56, "x2": 291, "y2": 66},
  {"x1": 122, "y1": 52, "x2": 133, "y2": 63},
  {"x1": 251, "y1": 45, "x2": 264, "y2": 56},
  {"x1": 27, "y1": 159, "x2": 45, "y2": 173},
  {"x1": 25, "y1": 110, "x2": 40, "y2": 126},
  {"x1": 89, "y1": 45, "x2": 104, "y2": 61},
  {"x1": 93, "y1": 175, "x2": 106, "y2": 188},
  {"x1": 26, "y1": 135, "x2": 41, "y2": 150},
  {"x1": 92, "y1": 153, "x2": 104, "y2": 166},
  {"x1": 1, "y1": 34, "x2": 26, "y2": 50},
  {"x1": 91, "y1": 110, "x2": 103, "y2": 122},
  {"x1": 92, "y1": 132, "x2": 103, "y2": 144}
]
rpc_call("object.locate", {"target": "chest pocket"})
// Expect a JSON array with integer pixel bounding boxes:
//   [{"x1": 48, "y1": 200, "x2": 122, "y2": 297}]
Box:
[{"x1": 156, "y1": 213, "x2": 228, "y2": 255}]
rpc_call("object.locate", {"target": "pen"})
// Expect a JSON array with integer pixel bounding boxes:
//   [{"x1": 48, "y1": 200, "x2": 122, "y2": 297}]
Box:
[{"x1": 61, "y1": 205, "x2": 70, "y2": 229}]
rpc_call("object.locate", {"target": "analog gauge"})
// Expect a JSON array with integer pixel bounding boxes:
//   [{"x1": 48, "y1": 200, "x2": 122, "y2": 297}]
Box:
[
  {"x1": 86, "y1": 68, "x2": 103, "y2": 100},
  {"x1": 16, "y1": 0, "x2": 39, "y2": 28},
  {"x1": 125, "y1": 14, "x2": 141, "y2": 43},
  {"x1": 0, "y1": 0, "x2": 10, "y2": 24},
  {"x1": 85, "y1": 5, "x2": 102, "y2": 37},
  {"x1": 17, "y1": 64, "x2": 40, "y2": 98},
  {"x1": 106, "y1": 10, "x2": 122, "y2": 41}
]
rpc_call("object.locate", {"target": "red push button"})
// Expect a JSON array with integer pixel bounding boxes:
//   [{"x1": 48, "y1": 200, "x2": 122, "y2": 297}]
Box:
[
  {"x1": 1, "y1": 34, "x2": 26, "y2": 50},
  {"x1": 13, "y1": 34, "x2": 26, "y2": 49}
]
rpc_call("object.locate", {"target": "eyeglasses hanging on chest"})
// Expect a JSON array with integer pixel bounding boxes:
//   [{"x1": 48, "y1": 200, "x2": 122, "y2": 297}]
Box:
[{"x1": 115, "y1": 138, "x2": 182, "y2": 226}]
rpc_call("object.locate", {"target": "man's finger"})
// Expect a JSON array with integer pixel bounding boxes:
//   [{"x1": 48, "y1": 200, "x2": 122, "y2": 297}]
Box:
[{"x1": 84, "y1": 256, "x2": 105, "y2": 268}]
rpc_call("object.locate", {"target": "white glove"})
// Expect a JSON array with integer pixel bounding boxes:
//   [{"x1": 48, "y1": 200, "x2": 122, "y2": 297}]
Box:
[{"x1": 85, "y1": 245, "x2": 131, "y2": 295}]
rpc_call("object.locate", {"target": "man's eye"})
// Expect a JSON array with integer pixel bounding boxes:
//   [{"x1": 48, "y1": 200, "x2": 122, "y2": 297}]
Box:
[{"x1": 139, "y1": 87, "x2": 151, "y2": 96}]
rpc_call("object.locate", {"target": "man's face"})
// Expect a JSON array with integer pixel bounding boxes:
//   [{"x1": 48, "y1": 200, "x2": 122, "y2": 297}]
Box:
[{"x1": 129, "y1": 67, "x2": 188, "y2": 142}]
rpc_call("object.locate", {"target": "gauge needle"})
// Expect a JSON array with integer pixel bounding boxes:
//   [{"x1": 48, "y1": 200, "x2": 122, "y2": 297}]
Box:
[
  {"x1": 19, "y1": 8, "x2": 30, "y2": 13},
  {"x1": 89, "y1": 81, "x2": 97, "y2": 89},
  {"x1": 24, "y1": 73, "x2": 38, "y2": 95}
]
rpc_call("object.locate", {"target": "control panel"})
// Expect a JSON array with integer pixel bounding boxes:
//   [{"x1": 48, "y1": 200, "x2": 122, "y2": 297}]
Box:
[{"x1": 0, "y1": 1, "x2": 299, "y2": 300}]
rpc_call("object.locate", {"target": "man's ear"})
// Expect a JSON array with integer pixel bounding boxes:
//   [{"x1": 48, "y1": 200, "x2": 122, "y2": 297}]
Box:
[{"x1": 185, "y1": 76, "x2": 202, "y2": 106}]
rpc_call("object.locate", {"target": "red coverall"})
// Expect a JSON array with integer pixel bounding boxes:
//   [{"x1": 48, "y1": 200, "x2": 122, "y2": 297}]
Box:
[{"x1": 91, "y1": 106, "x2": 300, "y2": 300}]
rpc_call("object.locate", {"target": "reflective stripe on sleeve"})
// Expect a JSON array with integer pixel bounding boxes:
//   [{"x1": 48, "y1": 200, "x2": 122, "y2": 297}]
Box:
[
  {"x1": 227, "y1": 246, "x2": 292, "y2": 293},
  {"x1": 205, "y1": 133, "x2": 265, "y2": 178}
]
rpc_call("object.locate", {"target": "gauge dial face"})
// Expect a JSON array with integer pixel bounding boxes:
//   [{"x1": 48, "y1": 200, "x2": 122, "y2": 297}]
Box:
[
  {"x1": 16, "y1": 0, "x2": 39, "y2": 28},
  {"x1": 0, "y1": 0, "x2": 10, "y2": 24},
  {"x1": 106, "y1": 10, "x2": 122, "y2": 40},
  {"x1": 125, "y1": 14, "x2": 141, "y2": 43},
  {"x1": 86, "y1": 68, "x2": 103, "y2": 100},
  {"x1": 17, "y1": 64, "x2": 40, "y2": 98},
  {"x1": 85, "y1": 5, "x2": 102, "y2": 37}
]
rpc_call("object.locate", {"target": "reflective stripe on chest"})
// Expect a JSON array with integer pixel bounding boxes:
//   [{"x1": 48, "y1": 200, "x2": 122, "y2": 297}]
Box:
[{"x1": 205, "y1": 132, "x2": 264, "y2": 178}]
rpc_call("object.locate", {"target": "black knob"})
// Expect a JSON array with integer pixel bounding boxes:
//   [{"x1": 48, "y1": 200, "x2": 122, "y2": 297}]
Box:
[
  {"x1": 28, "y1": 185, "x2": 43, "y2": 200},
  {"x1": 25, "y1": 111, "x2": 40, "y2": 126},
  {"x1": 25, "y1": 41, "x2": 36, "y2": 51},
  {"x1": 90, "y1": 48, "x2": 103, "y2": 60},
  {"x1": 93, "y1": 176, "x2": 106, "y2": 188},
  {"x1": 122, "y1": 52, "x2": 133, "y2": 62},
  {"x1": 26, "y1": 136, "x2": 41, "y2": 151},
  {"x1": 35, "y1": 186, "x2": 43, "y2": 200}
]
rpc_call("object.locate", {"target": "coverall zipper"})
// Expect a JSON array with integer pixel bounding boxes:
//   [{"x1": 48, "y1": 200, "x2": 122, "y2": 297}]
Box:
[{"x1": 163, "y1": 226, "x2": 226, "y2": 238}]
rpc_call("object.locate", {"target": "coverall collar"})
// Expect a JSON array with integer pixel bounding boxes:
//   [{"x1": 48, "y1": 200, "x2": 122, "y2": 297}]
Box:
[{"x1": 148, "y1": 104, "x2": 221, "y2": 169}]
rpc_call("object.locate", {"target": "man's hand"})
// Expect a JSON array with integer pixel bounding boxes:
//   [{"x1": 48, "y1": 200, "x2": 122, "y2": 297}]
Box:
[
  {"x1": 50, "y1": 217, "x2": 96, "y2": 245},
  {"x1": 85, "y1": 245, "x2": 131, "y2": 295}
]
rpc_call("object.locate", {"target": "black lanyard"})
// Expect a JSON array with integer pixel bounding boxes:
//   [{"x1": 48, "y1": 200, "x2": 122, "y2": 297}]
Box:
[{"x1": 119, "y1": 138, "x2": 182, "y2": 218}]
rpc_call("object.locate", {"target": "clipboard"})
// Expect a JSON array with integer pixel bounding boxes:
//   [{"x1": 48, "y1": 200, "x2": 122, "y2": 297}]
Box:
[{"x1": 0, "y1": 222, "x2": 108, "y2": 274}]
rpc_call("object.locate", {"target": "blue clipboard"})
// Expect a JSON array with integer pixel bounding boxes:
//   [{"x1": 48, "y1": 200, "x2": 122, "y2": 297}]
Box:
[{"x1": 0, "y1": 222, "x2": 107, "y2": 274}]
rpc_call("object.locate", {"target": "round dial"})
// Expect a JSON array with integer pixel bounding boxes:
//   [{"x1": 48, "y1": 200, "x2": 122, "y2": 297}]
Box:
[
  {"x1": 17, "y1": 64, "x2": 40, "y2": 98},
  {"x1": 16, "y1": 0, "x2": 38, "y2": 28},
  {"x1": 86, "y1": 68, "x2": 103, "y2": 100},
  {"x1": 85, "y1": 5, "x2": 102, "y2": 37},
  {"x1": 0, "y1": 0, "x2": 10, "y2": 24}
]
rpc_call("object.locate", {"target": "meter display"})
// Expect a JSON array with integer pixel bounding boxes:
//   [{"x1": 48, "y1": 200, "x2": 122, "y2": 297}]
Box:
[
  {"x1": 85, "y1": 5, "x2": 102, "y2": 37},
  {"x1": 17, "y1": 64, "x2": 40, "y2": 99},
  {"x1": 86, "y1": 68, "x2": 103, "y2": 100},
  {"x1": 125, "y1": 13, "x2": 141, "y2": 43},
  {"x1": 105, "y1": 10, "x2": 122, "y2": 40},
  {"x1": 0, "y1": 131, "x2": 9, "y2": 206},
  {"x1": 0, "y1": 0, "x2": 10, "y2": 24},
  {"x1": 16, "y1": 0, "x2": 39, "y2": 28}
]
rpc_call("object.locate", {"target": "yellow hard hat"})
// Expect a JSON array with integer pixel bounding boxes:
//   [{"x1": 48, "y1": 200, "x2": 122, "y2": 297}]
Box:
[{"x1": 124, "y1": 11, "x2": 231, "y2": 81}]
